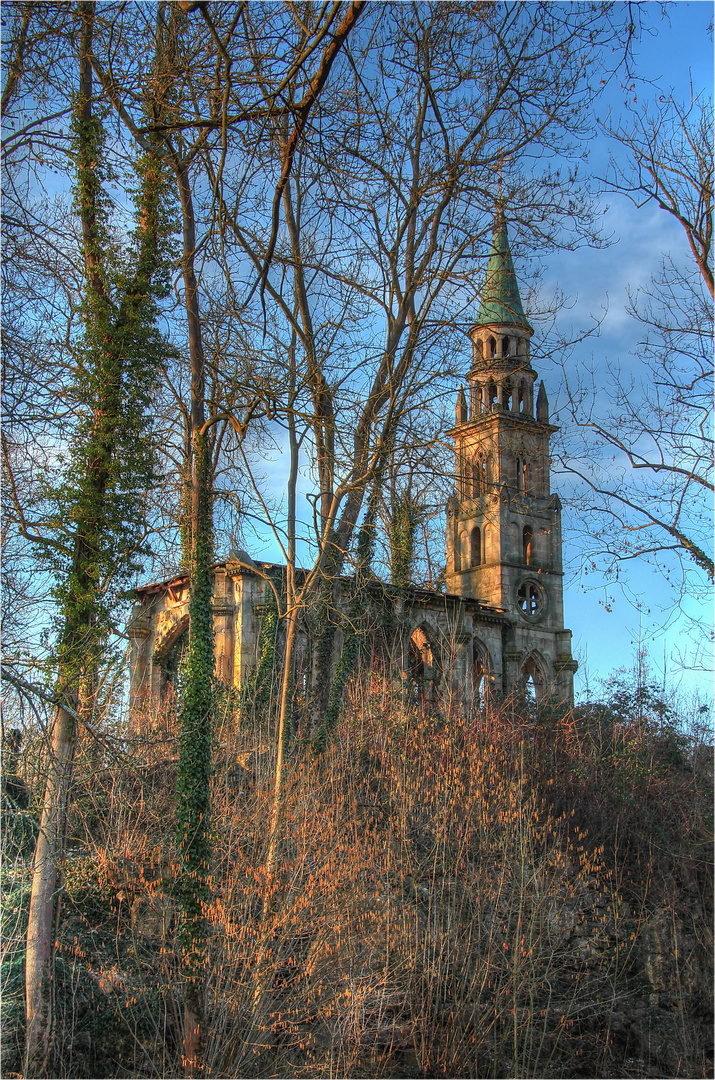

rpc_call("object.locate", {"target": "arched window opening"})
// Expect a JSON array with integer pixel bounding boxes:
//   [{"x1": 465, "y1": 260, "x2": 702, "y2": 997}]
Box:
[
  {"x1": 474, "y1": 641, "x2": 492, "y2": 709},
  {"x1": 471, "y1": 526, "x2": 482, "y2": 566},
  {"x1": 523, "y1": 525, "x2": 533, "y2": 565},
  {"x1": 408, "y1": 626, "x2": 438, "y2": 713},
  {"x1": 503, "y1": 336, "x2": 511, "y2": 357},
  {"x1": 480, "y1": 456, "x2": 488, "y2": 492},
  {"x1": 162, "y1": 625, "x2": 188, "y2": 700},
  {"x1": 521, "y1": 458, "x2": 528, "y2": 493},
  {"x1": 471, "y1": 385, "x2": 482, "y2": 417},
  {"x1": 471, "y1": 460, "x2": 480, "y2": 498},
  {"x1": 488, "y1": 336, "x2": 497, "y2": 358},
  {"x1": 520, "y1": 655, "x2": 547, "y2": 710},
  {"x1": 518, "y1": 383, "x2": 526, "y2": 414},
  {"x1": 515, "y1": 456, "x2": 523, "y2": 491},
  {"x1": 488, "y1": 382, "x2": 497, "y2": 410},
  {"x1": 502, "y1": 381, "x2": 513, "y2": 411}
]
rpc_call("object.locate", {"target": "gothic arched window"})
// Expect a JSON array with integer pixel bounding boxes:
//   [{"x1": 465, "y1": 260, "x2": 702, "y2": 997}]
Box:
[
  {"x1": 471, "y1": 459, "x2": 480, "y2": 498},
  {"x1": 488, "y1": 336, "x2": 497, "y2": 358},
  {"x1": 521, "y1": 655, "x2": 547, "y2": 705},
  {"x1": 503, "y1": 336, "x2": 511, "y2": 357},
  {"x1": 474, "y1": 640, "x2": 492, "y2": 707},
  {"x1": 488, "y1": 382, "x2": 497, "y2": 410},
  {"x1": 523, "y1": 525, "x2": 533, "y2": 565},
  {"x1": 471, "y1": 526, "x2": 482, "y2": 566}
]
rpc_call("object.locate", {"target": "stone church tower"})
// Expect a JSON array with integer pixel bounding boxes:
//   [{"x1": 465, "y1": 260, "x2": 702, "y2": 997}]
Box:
[{"x1": 446, "y1": 210, "x2": 577, "y2": 701}]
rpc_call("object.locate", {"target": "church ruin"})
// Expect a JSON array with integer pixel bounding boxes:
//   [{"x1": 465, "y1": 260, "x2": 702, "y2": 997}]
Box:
[{"x1": 128, "y1": 214, "x2": 577, "y2": 712}]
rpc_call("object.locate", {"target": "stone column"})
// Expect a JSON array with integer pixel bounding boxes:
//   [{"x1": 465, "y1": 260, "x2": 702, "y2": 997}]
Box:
[
  {"x1": 127, "y1": 607, "x2": 151, "y2": 728},
  {"x1": 554, "y1": 629, "x2": 577, "y2": 705},
  {"x1": 212, "y1": 568, "x2": 235, "y2": 687},
  {"x1": 452, "y1": 631, "x2": 473, "y2": 700},
  {"x1": 502, "y1": 649, "x2": 522, "y2": 697}
]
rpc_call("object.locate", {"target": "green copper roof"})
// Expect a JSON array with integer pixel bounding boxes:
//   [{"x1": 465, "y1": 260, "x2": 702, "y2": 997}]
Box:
[{"x1": 477, "y1": 211, "x2": 532, "y2": 330}]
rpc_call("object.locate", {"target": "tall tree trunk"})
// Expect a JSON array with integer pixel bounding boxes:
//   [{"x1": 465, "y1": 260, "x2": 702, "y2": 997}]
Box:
[
  {"x1": 175, "y1": 159, "x2": 213, "y2": 1079},
  {"x1": 265, "y1": 357, "x2": 299, "y2": 876}
]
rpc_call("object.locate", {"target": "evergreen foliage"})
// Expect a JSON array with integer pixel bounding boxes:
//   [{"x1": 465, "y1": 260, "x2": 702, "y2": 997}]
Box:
[{"x1": 388, "y1": 490, "x2": 421, "y2": 589}]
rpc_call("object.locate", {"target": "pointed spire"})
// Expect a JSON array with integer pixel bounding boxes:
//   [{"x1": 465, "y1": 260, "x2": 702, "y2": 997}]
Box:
[
  {"x1": 536, "y1": 382, "x2": 549, "y2": 423},
  {"x1": 456, "y1": 386, "x2": 467, "y2": 425},
  {"x1": 476, "y1": 209, "x2": 532, "y2": 330}
]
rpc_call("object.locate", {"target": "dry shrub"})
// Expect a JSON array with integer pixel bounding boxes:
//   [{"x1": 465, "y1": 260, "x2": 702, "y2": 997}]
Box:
[
  {"x1": 203, "y1": 688, "x2": 641, "y2": 1078},
  {"x1": 4, "y1": 680, "x2": 711, "y2": 1078}
]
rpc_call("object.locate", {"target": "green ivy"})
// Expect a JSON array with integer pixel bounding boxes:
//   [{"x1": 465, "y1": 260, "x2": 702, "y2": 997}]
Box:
[
  {"x1": 176, "y1": 432, "x2": 214, "y2": 983},
  {"x1": 241, "y1": 570, "x2": 281, "y2": 719},
  {"x1": 312, "y1": 513, "x2": 376, "y2": 755},
  {"x1": 389, "y1": 489, "x2": 421, "y2": 589},
  {"x1": 40, "y1": 97, "x2": 174, "y2": 697}
]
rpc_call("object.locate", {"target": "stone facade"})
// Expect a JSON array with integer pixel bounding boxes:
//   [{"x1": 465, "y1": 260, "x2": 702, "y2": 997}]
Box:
[{"x1": 128, "y1": 213, "x2": 576, "y2": 715}]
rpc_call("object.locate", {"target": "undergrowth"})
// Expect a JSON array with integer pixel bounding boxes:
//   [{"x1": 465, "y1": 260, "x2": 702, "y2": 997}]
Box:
[{"x1": 2, "y1": 675, "x2": 712, "y2": 1078}]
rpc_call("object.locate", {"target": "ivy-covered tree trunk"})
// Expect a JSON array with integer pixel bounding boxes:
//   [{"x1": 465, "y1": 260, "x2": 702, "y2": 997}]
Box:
[
  {"x1": 174, "y1": 159, "x2": 214, "y2": 1079},
  {"x1": 24, "y1": 4, "x2": 167, "y2": 1074},
  {"x1": 389, "y1": 489, "x2": 421, "y2": 588},
  {"x1": 312, "y1": 503, "x2": 377, "y2": 754},
  {"x1": 176, "y1": 431, "x2": 214, "y2": 1077}
]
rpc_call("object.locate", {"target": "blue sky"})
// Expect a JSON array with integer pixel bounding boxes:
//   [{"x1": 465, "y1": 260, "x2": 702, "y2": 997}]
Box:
[{"x1": 536, "y1": 1, "x2": 714, "y2": 700}]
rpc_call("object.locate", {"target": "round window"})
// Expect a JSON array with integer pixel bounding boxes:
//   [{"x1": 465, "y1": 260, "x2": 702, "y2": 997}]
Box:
[{"x1": 517, "y1": 581, "x2": 543, "y2": 618}]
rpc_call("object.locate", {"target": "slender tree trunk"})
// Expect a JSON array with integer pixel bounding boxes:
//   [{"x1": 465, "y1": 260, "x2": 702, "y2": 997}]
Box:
[
  {"x1": 24, "y1": 697, "x2": 75, "y2": 1078},
  {"x1": 266, "y1": 339, "x2": 299, "y2": 877}
]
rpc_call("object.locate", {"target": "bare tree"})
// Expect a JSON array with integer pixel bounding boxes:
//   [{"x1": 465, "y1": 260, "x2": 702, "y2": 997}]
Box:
[
  {"x1": 558, "y1": 88, "x2": 713, "y2": 642},
  {"x1": 210, "y1": 2, "x2": 638, "y2": 738}
]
